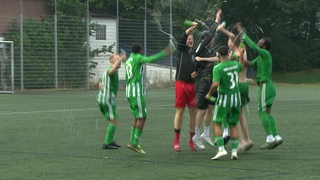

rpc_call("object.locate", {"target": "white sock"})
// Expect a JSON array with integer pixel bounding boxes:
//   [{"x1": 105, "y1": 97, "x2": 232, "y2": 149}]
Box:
[
  {"x1": 223, "y1": 128, "x2": 229, "y2": 137},
  {"x1": 195, "y1": 127, "x2": 201, "y2": 138},
  {"x1": 232, "y1": 149, "x2": 237, "y2": 154},
  {"x1": 266, "y1": 134, "x2": 275, "y2": 142},
  {"x1": 218, "y1": 146, "x2": 225, "y2": 151},
  {"x1": 203, "y1": 126, "x2": 210, "y2": 136},
  {"x1": 274, "y1": 135, "x2": 282, "y2": 141}
]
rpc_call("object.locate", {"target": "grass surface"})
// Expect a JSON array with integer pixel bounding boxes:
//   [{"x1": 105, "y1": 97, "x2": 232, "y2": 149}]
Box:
[{"x1": 1, "y1": 84, "x2": 320, "y2": 179}]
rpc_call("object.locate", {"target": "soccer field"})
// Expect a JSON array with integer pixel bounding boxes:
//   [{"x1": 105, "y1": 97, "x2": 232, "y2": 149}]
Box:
[{"x1": 1, "y1": 84, "x2": 320, "y2": 180}]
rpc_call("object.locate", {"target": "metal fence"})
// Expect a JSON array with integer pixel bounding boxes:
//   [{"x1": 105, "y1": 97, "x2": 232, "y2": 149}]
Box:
[{"x1": 0, "y1": 1, "x2": 173, "y2": 92}]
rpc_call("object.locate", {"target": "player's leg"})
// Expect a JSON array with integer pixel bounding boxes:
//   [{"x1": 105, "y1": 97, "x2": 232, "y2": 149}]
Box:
[
  {"x1": 188, "y1": 107, "x2": 196, "y2": 151},
  {"x1": 229, "y1": 107, "x2": 240, "y2": 160},
  {"x1": 173, "y1": 108, "x2": 184, "y2": 151},
  {"x1": 230, "y1": 125, "x2": 239, "y2": 160},
  {"x1": 173, "y1": 81, "x2": 186, "y2": 152},
  {"x1": 187, "y1": 82, "x2": 197, "y2": 151},
  {"x1": 211, "y1": 123, "x2": 227, "y2": 160},
  {"x1": 193, "y1": 89, "x2": 207, "y2": 150},
  {"x1": 265, "y1": 82, "x2": 283, "y2": 149},
  {"x1": 238, "y1": 106, "x2": 254, "y2": 151},
  {"x1": 258, "y1": 83, "x2": 275, "y2": 149},
  {"x1": 99, "y1": 101, "x2": 119, "y2": 149},
  {"x1": 127, "y1": 95, "x2": 147, "y2": 154},
  {"x1": 211, "y1": 106, "x2": 227, "y2": 160},
  {"x1": 193, "y1": 109, "x2": 206, "y2": 150},
  {"x1": 201, "y1": 104, "x2": 214, "y2": 146}
]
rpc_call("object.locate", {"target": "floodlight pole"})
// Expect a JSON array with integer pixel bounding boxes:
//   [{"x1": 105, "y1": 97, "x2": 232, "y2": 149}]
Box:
[
  {"x1": 86, "y1": 0, "x2": 90, "y2": 89},
  {"x1": 143, "y1": 0, "x2": 147, "y2": 93},
  {"x1": 20, "y1": 0, "x2": 24, "y2": 90},
  {"x1": 54, "y1": 0, "x2": 58, "y2": 89},
  {"x1": 169, "y1": 0, "x2": 173, "y2": 86}
]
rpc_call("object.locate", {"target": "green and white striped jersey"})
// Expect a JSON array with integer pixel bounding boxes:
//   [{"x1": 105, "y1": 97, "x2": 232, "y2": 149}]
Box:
[
  {"x1": 213, "y1": 60, "x2": 242, "y2": 94},
  {"x1": 125, "y1": 50, "x2": 166, "y2": 97},
  {"x1": 97, "y1": 67, "x2": 118, "y2": 105}
]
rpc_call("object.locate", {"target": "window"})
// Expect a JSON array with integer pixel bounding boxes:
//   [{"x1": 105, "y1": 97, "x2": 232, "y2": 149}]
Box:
[{"x1": 95, "y1": 24, "x2": 106, "y2": 40}]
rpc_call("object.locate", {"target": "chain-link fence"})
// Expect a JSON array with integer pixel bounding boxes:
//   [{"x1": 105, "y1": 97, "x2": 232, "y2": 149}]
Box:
[{"x1": 0, "y1": 0, "x2": 175, "y2": 92}]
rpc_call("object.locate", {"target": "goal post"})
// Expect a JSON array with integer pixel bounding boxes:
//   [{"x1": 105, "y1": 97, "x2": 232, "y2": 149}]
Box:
[{"x1": 0, "y1": 40, "x2": 14, "y2": 94}]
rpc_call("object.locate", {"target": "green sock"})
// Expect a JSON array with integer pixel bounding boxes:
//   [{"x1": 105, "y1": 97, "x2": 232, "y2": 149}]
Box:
[
  {"x1": 231, "y1": 138, "x2": 239, "y2": 150},
  {"x1": 104, "y1": 124, "x2": 116, "y2": 144},
  {"x1": 258, "y1": 111, "x2": 272, "y2": 135},
  {"x1": 215, "y1": 136, "x2": 224, "y2": 148},
  {"x1": 133, "y1": 128, "x2": 143, "y2": 146},
  {"x1": 269, "y1": 114, "x2": 279, "y2": 136},
  {"x1": 130, "y1": 126, "x2": 135, "y2": 144}
]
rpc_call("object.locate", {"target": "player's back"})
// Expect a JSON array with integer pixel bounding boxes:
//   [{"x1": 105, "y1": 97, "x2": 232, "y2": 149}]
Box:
[{"x1": 214, "y1": 60, "x2": 241, "y2": 94}]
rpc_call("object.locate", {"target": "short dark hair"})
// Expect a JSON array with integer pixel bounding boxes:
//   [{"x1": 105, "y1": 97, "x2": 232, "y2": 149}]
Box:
[
  {"x1": 262, "y1": 37, "x2": 272, "y2": 50},
  {"x1": 218, "y1": 46, "x2": 229, "y2": 56},
  {"x1": 131, "y1": 43, "x2": 143, "y2": 54}
]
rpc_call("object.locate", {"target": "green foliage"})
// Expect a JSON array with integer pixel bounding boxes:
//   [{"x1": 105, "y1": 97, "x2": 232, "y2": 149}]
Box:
[{"x1": 4, "y1": 19, "x2": 56, "y2": 88}]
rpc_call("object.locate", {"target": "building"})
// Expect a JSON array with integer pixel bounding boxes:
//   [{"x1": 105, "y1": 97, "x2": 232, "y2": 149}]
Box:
[{"x1": 0, "y1": 0, "x2": 50, "y2": 38}]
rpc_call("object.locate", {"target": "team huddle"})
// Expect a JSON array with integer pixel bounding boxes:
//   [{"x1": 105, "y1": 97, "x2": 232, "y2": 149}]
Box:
[{"x1": 97, "y1": 9, "x2": 283, "y2": 160}]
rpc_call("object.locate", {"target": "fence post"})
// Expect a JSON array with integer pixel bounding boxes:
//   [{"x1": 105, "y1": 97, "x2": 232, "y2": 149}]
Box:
[{"x1": 20, "y1": 0, "x2": 24, "y2": 90}]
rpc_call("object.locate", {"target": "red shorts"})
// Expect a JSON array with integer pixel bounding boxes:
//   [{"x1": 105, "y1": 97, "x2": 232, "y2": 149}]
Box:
[{"x1": 175, "y1": 80, "x2": 196, "y2": 108}]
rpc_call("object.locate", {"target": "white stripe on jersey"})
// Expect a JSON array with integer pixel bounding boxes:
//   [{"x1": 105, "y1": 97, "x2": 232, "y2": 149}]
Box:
[
  {"x1": 234, "y1": 93, "x2": 237, "y2": 107},
  {"x1": 223, "y1": 94, "x2": 227, "y2": 108},
  {"x1": 137, "y1": 93, "x2": 143, "y2": 118},
  {"x1": 132, "y1": 83, "x2": 136, "y2": 97},
  {"x1": 212, "y1": 105, "x2": 218, "y2": 122},
  {"x1": 105, "y1": 73, "x2": 113, "y2": 119},
  {"x1": 136, "y1": 82, "x2": 140, "y2": 97},
  {"x1": 261, "y1": 83, "x2": 266, "y2": 111},
  {"x1": 126, "y1": 83, "x2": 130, "y2": 98},
  {"x1": 230, "y1": 94, "x2": 234, "y2": 108}
]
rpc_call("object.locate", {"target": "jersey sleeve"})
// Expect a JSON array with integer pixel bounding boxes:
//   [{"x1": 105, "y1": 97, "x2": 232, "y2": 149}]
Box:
[
  {"x1": 243, "y1": 34, "x2": 269, "y2": 59},
  {"x1": 213, "y1": 66, "x2": 221, "y2": 82},
  {"x1": 251, "y1": 57, "x2": 258, "y2": 66},
  {"x1": 140, "y1": 50, "x2": 166, "y2": 64}
]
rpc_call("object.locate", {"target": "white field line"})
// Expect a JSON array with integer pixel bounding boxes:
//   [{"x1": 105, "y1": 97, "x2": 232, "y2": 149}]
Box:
[{"x1": 0, "y1": 103, "x2": 319, "y2": 116}]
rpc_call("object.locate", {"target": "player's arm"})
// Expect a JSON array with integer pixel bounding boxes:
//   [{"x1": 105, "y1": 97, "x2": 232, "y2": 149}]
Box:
[
  {"x1": 177, "y1": 22, "x2": 197, "y2": 51},
  {"x1": 140, "y1": 50, "x2": 167, "y2": 64},
  {"x1": 235, "y1": 22, "x2": 269, "y2": 59},
  {"x1": 205, "y1": 81, "x2": 219, "y2": 100},
  {"x1": 195, "y1": 56, "x2": 219, "y2": 62},
  {"x1": 109, "y1": 59, "x2": 121, "y2": 75},
  {"x1": 195, "y1": 9, "x2": 222, "y2": 56},
  {"x1": 239, "y1": 45, "x2": 250, "y2": 67},
  {"x1": 186, "y1": 21, "x2": 198, "y2": 35},
  {"x1": 217, "y1": 24, "x2": 235, "y2": 39},
  {"x1": 119, "y1": 50, "x2": 127, "y2": 62},
  {"x1": 205, "y1": 67, "x2": 220, "y2": 99}
]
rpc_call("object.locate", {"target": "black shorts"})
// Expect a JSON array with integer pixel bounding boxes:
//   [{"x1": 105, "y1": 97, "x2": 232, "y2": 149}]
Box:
[{"x1": 195, "y1": 79, "x2": 217, "y2": 109}]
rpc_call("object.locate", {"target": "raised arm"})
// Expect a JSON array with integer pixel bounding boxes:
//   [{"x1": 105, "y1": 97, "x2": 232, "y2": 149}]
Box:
[
  {"x1": 235, "y1": 22, "x2": 269, "y2": 58},
  {"x1": 186, "y1": 21, "x2": 198, "y2": 35},
  {"x1": 140, "y1": 50, "x2": 167, "y2": 64},
  {"x1": 217, "y1": 24, "x2": 235, "y2": 39},
  {"x1": 195, "y1": 56, "x2": 219, "y2": 62},
  {"x1": 195, "y1": 9, "x2": 222, "y2": 56}
]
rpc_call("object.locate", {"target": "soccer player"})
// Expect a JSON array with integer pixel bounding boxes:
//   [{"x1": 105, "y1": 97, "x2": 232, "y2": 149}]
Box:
[
  {"x1": 173, "y1": 21, "x2": 198, "y2": 152},
  {"x1": 191, "y1": 9, "x2": 222, "y2": 150},
  {"x1": 126, "y1": 42, "x2": 175, "y2": 154},
  {"x1": 206, "y1": 46, "x2": 242, "y2": 160},
  {"x1": 235, "y1": 22, "x2": 283, "y2": 150},
  {"x1": 216, "y1": 24, "x2": 254, "y2": 151},
  {"x1": 97, "y1": 52, "x2": 126, "y2": 149}
]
